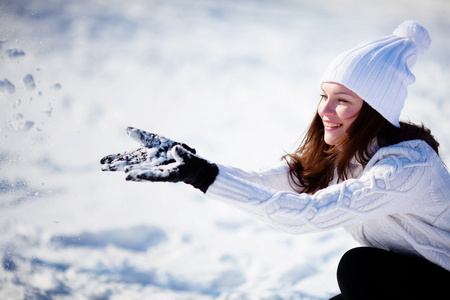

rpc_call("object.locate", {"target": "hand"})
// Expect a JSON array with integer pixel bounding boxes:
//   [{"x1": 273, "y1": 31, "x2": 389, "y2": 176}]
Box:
[
  {"x1": 125, "y1": 144, "x2": 218, "y2": 193},
  {"x1": 100, "y1": 127, "x2": 195, "y2": 172},
  {"x1": 100, "y1": 127, "x2": 218, "y2": 193}
]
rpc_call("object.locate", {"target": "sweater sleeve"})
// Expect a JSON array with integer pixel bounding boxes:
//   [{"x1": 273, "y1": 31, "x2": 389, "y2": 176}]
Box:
[
  {"x1": 215, "y1": 163, "x2": 298, "y2": 193},
  {"x1": 206, "y1": 141, "x2": 431, "y2": 234}
]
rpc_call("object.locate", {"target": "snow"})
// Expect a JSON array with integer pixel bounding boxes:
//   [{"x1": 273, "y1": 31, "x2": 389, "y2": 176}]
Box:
[
  {"x1": 0, "y1": 79, "x2": 16, "y2": 94},
  {"x1": 5, "y1": 48, "x2": 25, "y2": 58},
  {"x1": 1, "y1": 0, "x2": 449, "y2": 299},
  {"x1": 23, "y1": 74, "x2": 36, "y2": 91}
]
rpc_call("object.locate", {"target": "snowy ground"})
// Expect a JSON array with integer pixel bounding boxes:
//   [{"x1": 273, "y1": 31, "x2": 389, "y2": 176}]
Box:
[{"x1": 1, "y1": 0, "x2": 449, "y2": 299}]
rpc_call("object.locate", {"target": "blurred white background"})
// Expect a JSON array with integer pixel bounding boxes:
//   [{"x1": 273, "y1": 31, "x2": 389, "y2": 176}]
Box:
[{"x1": 1, "y1": 0, "x2": 449, "y2": 299}]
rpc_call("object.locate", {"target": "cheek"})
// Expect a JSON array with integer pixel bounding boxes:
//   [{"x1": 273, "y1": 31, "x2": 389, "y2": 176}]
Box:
[{"x1": 337, "y1": 107, "x2": 361, "y2": 121}]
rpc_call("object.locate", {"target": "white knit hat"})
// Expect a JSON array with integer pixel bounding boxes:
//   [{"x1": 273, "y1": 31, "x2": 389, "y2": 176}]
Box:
[{"x1": 320, "y1": 20, "x2": 431, "y2": 127}]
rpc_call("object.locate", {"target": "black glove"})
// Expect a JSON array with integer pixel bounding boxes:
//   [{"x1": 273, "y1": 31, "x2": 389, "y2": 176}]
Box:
[{"x1": 100, "y1": 127, "x2": 219, "y2": 193}]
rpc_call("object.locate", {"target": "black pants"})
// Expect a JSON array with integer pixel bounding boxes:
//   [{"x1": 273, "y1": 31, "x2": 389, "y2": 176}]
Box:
[{"x1": 330, "y1": 247, "x2": 450, "y2": 300}]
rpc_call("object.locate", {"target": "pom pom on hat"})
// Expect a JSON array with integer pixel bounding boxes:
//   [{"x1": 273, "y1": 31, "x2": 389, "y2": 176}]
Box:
[
  {"x1": 393, "y1": 20, "x2": 431, "y2": 54},
  {"x1": 320, "y1": 20, "x2": 431, "y2": 127}
]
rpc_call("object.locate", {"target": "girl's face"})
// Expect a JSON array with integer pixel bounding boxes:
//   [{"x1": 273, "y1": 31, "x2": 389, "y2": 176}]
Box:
[{"x1": 318, "y1": 82, "x2": 364, "y2": 146}]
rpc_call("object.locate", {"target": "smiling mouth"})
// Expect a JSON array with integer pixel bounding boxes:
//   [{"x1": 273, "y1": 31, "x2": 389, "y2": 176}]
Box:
[{"x1": 324, "y1": 122, "x2": 342, "y2": 129}]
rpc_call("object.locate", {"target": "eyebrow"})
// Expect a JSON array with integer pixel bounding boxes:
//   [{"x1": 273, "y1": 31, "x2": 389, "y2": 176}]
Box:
[
  {"x1": 336, "y1": 92, "x2": 355, "y2": 97},
  {"x1": 321, "y1": 89, "x2": 355, "y2": 98}
]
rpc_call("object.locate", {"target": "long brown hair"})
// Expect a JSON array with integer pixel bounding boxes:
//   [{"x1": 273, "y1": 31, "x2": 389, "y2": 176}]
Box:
[{"x1": 284, "y1": 101, "x2": 439, "y2": 194}]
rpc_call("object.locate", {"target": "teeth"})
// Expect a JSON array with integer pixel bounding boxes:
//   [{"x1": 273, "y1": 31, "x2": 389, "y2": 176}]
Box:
[{"x1": 324, "y1": 122, "x2": 342, "y2": 128}]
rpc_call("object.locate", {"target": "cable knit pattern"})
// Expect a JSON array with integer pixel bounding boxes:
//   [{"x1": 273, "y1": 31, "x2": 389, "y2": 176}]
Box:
[{"x1": 206, "y1": 140, "x2": 450, "y2": 271}]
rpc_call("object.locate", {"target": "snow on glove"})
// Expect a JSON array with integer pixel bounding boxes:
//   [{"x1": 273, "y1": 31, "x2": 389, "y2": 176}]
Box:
[
  {"x1": 100, "y1": 127, "x2": 196, "y2": 172},
  {"x1": 125, "y1": 144, "x2": 219, "y2": 193},
  {"x1": 100, "y1": 127, "x2": 218, "y2": 193}
]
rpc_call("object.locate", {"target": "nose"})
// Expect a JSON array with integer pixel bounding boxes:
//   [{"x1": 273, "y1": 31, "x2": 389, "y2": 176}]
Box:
[{"x1": 318, "y1": 98, "x2": 336, "y2": 117}]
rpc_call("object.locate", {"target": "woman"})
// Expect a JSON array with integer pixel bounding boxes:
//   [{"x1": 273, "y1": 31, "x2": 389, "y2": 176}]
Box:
[{"x1": 101, "y1": 21, "x2": 450, "y2": 299}]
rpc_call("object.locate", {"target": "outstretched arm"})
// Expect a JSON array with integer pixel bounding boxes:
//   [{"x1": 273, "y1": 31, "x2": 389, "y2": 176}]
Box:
[{"x1": 206, "y1": 141, "x2": 431, "y2": 234}]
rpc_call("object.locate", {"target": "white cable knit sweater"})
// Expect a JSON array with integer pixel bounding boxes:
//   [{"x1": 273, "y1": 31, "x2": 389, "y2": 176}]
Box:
[{"x1": 206, "y1": 140, "x2": 450, "y2": 271}]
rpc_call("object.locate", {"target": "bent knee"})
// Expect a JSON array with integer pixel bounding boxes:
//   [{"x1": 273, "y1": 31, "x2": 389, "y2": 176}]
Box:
[{"x1": 337, "y1": 247, "x2": 385, "y2": 282}]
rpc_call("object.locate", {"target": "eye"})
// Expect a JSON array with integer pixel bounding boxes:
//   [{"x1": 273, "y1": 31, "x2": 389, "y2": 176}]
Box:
[
  {"x1": 320, "y1": 94, "x2": 327, "y2": 100},
  {"x1": 338, "y1": 98, "x2": 348, "y2": 103}
]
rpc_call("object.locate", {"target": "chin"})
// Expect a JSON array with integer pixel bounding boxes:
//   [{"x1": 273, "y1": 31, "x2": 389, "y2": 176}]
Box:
[{"x1": 324, "y1": 136, "x2": 339, "y2": 146}]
